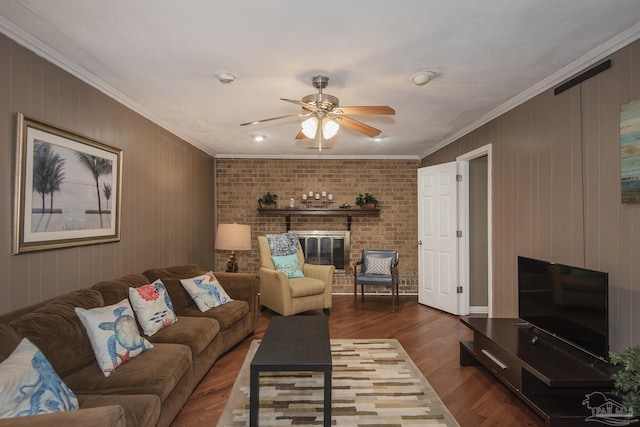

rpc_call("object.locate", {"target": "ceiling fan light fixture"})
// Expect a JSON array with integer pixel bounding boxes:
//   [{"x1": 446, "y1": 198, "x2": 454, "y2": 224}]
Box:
[
  {"x1": 322, "y1": 119, "x2": 340, "y2": 139},
  {"x1": 410, "y1": 70, "x2": 437, "y2": 86},
  {"x1": 301, "y1": 117, "x2": 340, "y2": 139},
  {"x1": 241, "y1": 74, "x2": 394, "y2": 149},
  {"x1": 301, "y1": 117, "x2": 318, "y2": 139},
  {"x1": 252, "y1": 134, "x2": 267, "y2": 142}
]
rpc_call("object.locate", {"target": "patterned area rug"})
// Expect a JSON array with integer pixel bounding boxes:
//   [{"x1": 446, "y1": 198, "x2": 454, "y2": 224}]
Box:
[{"x1": 217, "y1": 339, "x2": 460, "y2": 426}]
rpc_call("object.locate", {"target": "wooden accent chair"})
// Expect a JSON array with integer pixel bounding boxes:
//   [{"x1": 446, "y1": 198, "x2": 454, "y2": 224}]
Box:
[{"x1": 353, "y1": 249, "x2": 400, "y2": 312}]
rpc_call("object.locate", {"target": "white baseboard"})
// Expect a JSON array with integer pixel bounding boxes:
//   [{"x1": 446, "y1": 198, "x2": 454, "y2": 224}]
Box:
[{"x1": 469, "y1": 306, "x2": 488, "y2": 314}]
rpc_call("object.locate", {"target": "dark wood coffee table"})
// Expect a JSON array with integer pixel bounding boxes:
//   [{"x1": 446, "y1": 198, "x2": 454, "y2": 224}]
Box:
[{"x1": 250, "y1": 315, "x2": 332, "y2": 426}]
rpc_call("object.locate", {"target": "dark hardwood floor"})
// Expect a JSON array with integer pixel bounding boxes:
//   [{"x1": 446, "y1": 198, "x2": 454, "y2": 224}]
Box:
[{"x1": 171, "y1": 295, "x2": 544, "y2": 427}]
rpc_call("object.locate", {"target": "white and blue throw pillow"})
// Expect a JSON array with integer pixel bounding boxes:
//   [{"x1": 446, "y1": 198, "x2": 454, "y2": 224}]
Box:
[
  {"x1": 129, "y1": 280, "x2": 177, "y2": 336},
  {"x1": 272, "y1": 253, "x2": 305, "y2": 278},
  {"x1": 180, "y1": 272, "x2": 233, "y2": 312},
  {"x1": 365, "y1": 256, "x2": 392, "y2": 275},
  {"x1": 75, "y1": 299, "x2": 153, "y2": 377},
  {"x1": 0, "y1": 338, "x2": 78, "y2": 418}
]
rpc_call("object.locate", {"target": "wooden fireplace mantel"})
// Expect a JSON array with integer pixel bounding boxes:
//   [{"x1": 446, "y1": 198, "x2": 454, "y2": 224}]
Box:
[{"x1": 256, "y1": 207, "x2": 380, "y2": 231}]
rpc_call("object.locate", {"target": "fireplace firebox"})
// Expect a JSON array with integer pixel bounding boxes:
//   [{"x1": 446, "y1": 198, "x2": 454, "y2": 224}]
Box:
[{"x1": 291, "y1": 231, "x2": 350, "y2": 274}]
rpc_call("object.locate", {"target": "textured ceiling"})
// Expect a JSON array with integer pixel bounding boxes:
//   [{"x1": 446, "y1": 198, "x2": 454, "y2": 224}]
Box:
[{"x1": 1, "y1": 0, "x2": 640, "y2": 158}]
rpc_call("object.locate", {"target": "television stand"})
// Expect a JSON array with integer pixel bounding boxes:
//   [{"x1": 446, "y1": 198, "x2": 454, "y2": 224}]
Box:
[{"x1": 460, "y1": 317, "x2": 617, "y2": 426}]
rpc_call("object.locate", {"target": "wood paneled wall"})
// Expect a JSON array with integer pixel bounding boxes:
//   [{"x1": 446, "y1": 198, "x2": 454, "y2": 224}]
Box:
[
  {"x1": 422, "y1": 40, "x2": 640, "y2": 351},
  {"x1": 0, "y1": 34, "x2": 215, "y2": 314}
]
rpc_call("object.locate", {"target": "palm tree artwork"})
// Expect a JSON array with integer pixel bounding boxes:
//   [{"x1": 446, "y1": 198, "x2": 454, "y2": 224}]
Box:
[
  {"x1": 76, "y1": 153, "x2": 112, "y2": 228},
  {"x1": 102, "y1": 183, "x2": 112, "y2": 211},
  {"x1": 32, "y1": 141, "x2": 66, "y2": 214},
  {"x1": 17, "y1": 115, "x2": 122, "y2": 252}
]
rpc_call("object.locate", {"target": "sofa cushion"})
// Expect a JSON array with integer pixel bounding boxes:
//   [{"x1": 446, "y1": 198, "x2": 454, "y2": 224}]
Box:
[
  {"x1": 146, "y1": 316, "x2": 219, "y2": 359},
  {"x1": 116, "y1": 273, "x2": 151, "y2": 287},
  {"x1": 92, "y1": 274, "x2": 149, "y2": 306},
  {"x1": 0, "y1": 322, "x2": 21, "y2": 362},
  {"x1": 288, "y1": 277, "x2": 327, "y2": 297},
  {"x1": 171, "y1": 300, "x2": 249, "y2": 331},
  {"x1": 78, "y1": 394, "x2": 160, "y2": 427},
  {"x1": 9, "y1": 289, "x2": 104, "y2": 377},
  {"x1": 75, "y1": 299, "x2": 153, "y2": 377},
  {"x1": 128, "y1": 281, "x2": 177, "y2": 336},
  {"x1": 0, "y1": 338, "x2": 78, "y2": 418},
  {"x1": 142, "y1": 265, "x2": 204, "y2": 282},
  {"x1": 63, "y1": 343, "x2": 191, "y2": 402}
]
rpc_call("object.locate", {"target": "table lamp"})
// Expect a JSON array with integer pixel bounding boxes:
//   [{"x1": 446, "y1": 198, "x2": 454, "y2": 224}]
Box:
[{"x1": 215, "y1": 223, "x2": 252, "y2": 272}]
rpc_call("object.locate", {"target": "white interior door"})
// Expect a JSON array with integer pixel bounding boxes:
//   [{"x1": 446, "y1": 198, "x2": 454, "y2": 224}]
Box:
[{"x1": 417, "y1": 162, "x2": 459, "y2": 314}]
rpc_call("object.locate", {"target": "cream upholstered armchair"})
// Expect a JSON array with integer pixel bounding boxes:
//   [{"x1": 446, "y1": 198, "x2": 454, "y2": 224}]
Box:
[{"x1": 258, "y1": 235, "x2": 334, "y2": 316}]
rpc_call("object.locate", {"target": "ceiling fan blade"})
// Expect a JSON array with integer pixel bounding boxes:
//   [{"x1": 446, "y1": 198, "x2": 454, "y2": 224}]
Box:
[
  {"x1": 334, "y1": 116, "x2": 382, "y2": 137},
  {"x1": 240, "y1": 113, "x2": 302, "y2": 126},
  {"x1": 280, "y1": 98, "x2": 319, "y2": 112},
  {"x1": 332, "y1": 106, "x2": 395, "y2": 115},
  {"x1": 295, "y1": 129, "x2": 308, "y2": 139}
]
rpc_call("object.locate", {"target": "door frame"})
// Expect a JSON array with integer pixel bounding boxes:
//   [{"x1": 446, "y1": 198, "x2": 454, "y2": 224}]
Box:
[{"x1": 457, "y1": 144, "x2": 493, "y2": 317}]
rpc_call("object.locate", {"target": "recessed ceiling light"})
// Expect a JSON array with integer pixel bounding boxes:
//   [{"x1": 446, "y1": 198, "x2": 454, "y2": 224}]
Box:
[
  {"x1": 253, "y1": 134, "x2": 267, "y2": 142},
  {"x1": 373, "y1": 137, "x2": 384, "y2": 142},
  {"x1": 214, "y1": 71, "x2": 235, "y2": 84},
  {"x1": 410, "y1": 71, "x2": 437, "y2": 86}
]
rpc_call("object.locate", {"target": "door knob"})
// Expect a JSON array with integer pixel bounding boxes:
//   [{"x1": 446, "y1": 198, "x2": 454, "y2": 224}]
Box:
[{"x1": 417, "y1": 240, "x2": 422, "y2": 246}]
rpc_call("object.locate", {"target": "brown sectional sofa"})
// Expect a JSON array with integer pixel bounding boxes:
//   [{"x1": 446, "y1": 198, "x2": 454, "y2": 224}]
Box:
[{"x1": 0, "y1": 264, "x2": 259, "y2": 427}]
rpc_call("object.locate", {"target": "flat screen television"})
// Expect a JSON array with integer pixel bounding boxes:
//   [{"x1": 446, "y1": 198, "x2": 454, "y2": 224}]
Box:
[{"x1": 517, "y1": 256, "x2": 609, "y2": 362}]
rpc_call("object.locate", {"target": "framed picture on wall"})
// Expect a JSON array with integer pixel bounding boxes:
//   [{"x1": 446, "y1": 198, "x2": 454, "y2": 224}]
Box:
[
  {"x1": 621, "y1": 99, "x2": 640, "y2": 203},
  {"x1": 13, "y1": 113, "x2": 123, "y2": 253}
]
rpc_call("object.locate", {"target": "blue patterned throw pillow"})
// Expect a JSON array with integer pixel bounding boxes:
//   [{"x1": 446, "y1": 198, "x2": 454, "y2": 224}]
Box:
[
  {"x1": 129, "y1": 280, "x2": 178, "y2": 336},
  {"x1": 272, "y1": 253, "x2": 305, "y2": 278},
  {"x1": 180, "y1": 272, "x2": 233, "y2": 312},
  {"x1": 75, "y1": 299, "x2": 153, "y2": 377},
  {"x1": 0, "y1": 338, "x2": 78, "y2": 418},
  {"x1": 266, "y1": 233, "x2": 299, "y2": 256}
]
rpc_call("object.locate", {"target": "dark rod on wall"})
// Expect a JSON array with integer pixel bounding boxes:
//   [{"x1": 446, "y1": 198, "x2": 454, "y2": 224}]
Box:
[{"x1": 554, "y1": 59, "x2": 612, "y2": 95}]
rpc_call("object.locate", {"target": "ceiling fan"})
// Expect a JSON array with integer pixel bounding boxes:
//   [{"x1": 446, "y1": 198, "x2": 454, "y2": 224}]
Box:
[{"x1": 240, "y1": 75, "x2": 395, "y2": 151}]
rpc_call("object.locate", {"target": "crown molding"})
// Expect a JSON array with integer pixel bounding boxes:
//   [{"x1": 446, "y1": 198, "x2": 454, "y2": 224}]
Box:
[
  {"x1": 421, "y1": 21, "x2": 640, "y2": 159},
  {"x1": 214, "y1": 153, "x2": 421, "y2": 160}
]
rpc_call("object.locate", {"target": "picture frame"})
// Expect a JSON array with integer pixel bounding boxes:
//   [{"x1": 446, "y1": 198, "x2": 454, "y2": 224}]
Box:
[
  {"x1": 621, "y1": 98, "x2": 640, "y2": 203},
  {"x1": 14, "y1": 113, "x2": 123, "y2": 253}
]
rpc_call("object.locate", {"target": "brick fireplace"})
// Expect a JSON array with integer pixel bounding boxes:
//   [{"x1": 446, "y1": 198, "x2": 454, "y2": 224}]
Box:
[{"x1": 214, "y1": 158, "x2": 420, "y2": 294}]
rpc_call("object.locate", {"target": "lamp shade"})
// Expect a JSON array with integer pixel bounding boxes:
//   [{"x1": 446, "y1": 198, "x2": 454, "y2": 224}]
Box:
[{"x1": 215, "y1": 223, "x2": 251, "y2": 251}]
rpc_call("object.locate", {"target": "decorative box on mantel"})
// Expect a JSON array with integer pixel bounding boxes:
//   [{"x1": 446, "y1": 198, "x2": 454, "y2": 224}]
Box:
[{"x1": 256, "y1": 207, "x2": 380, "y2": 231}]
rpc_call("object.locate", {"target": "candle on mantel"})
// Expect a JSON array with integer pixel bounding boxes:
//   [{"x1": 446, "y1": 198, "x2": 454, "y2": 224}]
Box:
[
  {"x1": 321, "y1": 191, "x2": 327, "y2": 197},
  {"x1": 315, "y1": 193, "x2": 320, "y2": 200},
  {"x1": 308, "y1": 191, "x2": 314, "y2": 197},
  {"x1": 328, "y1": 194, "x2": 333, "y2": 201},
  {"x1": 302, "y1": 194, "x2": 307, "y2": 200}
]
